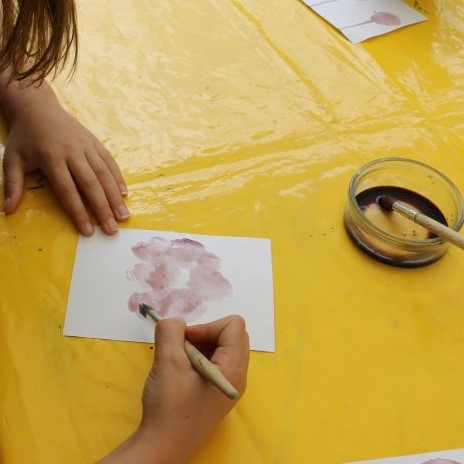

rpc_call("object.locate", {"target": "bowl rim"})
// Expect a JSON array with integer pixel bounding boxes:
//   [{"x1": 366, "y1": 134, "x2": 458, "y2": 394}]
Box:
[{"x1": 348, "y1": 157, "x2": 464, "y2": 246}]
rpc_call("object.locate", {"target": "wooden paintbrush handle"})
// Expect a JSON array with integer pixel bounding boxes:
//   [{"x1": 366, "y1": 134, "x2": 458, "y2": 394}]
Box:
[
  {"x1": 184, "y1": 340, "x2": 239, "y2": 400},
  {"x1": 415, "y1": 213, "x2": 464, "y2": 249}
]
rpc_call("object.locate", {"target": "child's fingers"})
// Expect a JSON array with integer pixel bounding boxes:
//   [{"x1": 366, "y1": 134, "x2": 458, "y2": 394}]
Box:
[
  {"x1": 97, "y1": 145, "x2": 128, "y2": 196},
  {"x1": 186, "y1": 315, "x2": 248, "y2": 349},
  {"x1": 185, "y1": 316, "x2": 250, "y2": 384},
  {"x1": 42, "y1": 160, "x2": 95, "y2": 236},
  {"x1": 154, "y1": 318, "x2": 189, "y2": 368},
  {"x1": 84, "y1": 149, "x2": 130, "y2": 222},
  {"x1": 67, "y1": 155, "x2": 119, "y2": 235},
  {"x1": 2, "y1": 151, "x2": 25, "y2": 214}
]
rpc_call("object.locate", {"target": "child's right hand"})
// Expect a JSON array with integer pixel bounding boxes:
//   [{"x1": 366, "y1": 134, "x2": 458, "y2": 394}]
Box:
[
  {"x1": 97, "y1": 315, "x2": 249, "y2": 464},
  {"x1": 139, "y1": 315, "x2": 250, "y2": 463}
]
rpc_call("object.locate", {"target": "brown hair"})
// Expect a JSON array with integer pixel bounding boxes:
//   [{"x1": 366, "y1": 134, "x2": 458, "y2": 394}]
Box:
[{"x1": 0, "y1": 0, "x2": 78, "y2": 83}]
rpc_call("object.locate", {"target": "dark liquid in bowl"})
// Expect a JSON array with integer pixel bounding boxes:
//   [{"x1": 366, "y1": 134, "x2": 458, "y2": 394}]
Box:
[
  {"x1": 356, "y1": 186, "x2": 448, "y2": 235},
  {"x1": 346, "y1": 186, "x2": 448, "y2": 267}
]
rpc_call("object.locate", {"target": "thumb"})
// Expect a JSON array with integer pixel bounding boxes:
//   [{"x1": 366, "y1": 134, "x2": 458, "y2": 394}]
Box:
[
  {"x1": 3, "y1": 152, "x2": 25, "y2": 214},
  {"x1": 154, "y1": 318, "x2": 188, "y2": 365}
]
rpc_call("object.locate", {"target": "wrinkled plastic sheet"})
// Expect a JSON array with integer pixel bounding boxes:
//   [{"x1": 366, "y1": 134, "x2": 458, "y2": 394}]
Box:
[{"x1": 1, "y1": 1, "x2": 464, "y2": 462}]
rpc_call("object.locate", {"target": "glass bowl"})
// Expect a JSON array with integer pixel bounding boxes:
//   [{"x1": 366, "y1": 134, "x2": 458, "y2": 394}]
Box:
[{"x1": 344, "y1": 157, "x2": 464, "y2": 267}]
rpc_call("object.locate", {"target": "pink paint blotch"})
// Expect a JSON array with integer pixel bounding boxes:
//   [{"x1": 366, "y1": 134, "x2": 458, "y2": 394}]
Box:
[
  {"x1": 146, "y1": 263, "x2": 179, "y2": 292},
  {"x1": 127, "y1": 236, "x2": 232, "y2": 321},
  {"x1": 372, "y1": 12, "x2": 401, "y2": 26},
  {"x1": 157, "y1": 289, "x2": 203, "y2": 318},
  {"x1": 171, "y1": 238, "x2": 205, "y2": 249},
  {"x1": 188, "y1": 265, "x2": 232, "y2": 300},
  {"x1": 198, "y1": 251, "x2": 221, "y2": 269},
  {"x1": 422, "y1": 460, "x2": 463, "y2": 464}
]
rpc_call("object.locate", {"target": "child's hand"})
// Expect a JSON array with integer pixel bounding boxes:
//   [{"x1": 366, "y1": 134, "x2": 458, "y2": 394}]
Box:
[
  {"x1": 97, "y1": 316, "x2": 249, "y2": 464},
  {"x1": 1, "y1": 81, "x2": 129, "y2": 235},
  {"x1": 139, "y1": 316, "x2": 249, "y2": 462}
]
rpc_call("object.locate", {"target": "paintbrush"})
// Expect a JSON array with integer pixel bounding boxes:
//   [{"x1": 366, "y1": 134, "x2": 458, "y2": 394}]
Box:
[
  {"x1": 377, "y1": 195, "x2": 464, "y2": 250},
  {"x1": 139, "y1": 303, "x2": 239, "y2": 400}
]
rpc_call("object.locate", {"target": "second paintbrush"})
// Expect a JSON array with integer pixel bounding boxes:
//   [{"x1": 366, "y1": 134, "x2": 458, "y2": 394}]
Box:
[
  {"x1": 377, "y1": 195, "x2": 464, "y2": 250},
  {"x1": 139, "y1": 303, "x2": 239, "y2": 400}
]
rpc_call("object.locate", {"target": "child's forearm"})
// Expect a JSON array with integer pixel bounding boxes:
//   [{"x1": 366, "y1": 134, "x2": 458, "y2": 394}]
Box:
[
  {"x1": 96, "y1": 429, "x2": 187, "y2": 464},
  {"x1": 0, "y1": 70, "x2": 58, "y2": 123}
]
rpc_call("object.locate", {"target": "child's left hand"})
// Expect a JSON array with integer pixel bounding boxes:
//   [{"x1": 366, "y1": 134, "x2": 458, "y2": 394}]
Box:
[{"x1": 1, "y1": 81, "x2": 129, "y2": 235}]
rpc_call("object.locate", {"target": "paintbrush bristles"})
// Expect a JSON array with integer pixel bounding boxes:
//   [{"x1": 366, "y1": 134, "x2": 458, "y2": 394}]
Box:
[
  {"x1": 139, "y1": 303, "x2": 149, "y2": 318},
  {"x1": 376, "y1": 195, "x2": 396, "y2": 211},
  {"x1": 139, "y1": 303, "x2": 163, "y2": 322}
]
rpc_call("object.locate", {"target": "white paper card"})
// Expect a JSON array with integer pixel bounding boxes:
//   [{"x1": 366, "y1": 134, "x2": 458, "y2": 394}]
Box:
[
  {"x1": 302, "y1": 0, "x2": 427, "y2": 44},
  {"x1": 64, "y1": 228, "x2": 275, "y2": 352},
  {"x1": 346, "y1": 448, "x2": 464, "y2": 464}
]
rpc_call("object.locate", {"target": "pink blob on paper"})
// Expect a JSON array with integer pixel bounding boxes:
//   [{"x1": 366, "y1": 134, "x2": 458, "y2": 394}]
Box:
[
  {"x1": 422, "y1": 460, "x2": 463, "y2": 464},
  {"x1": 310, "y1": 0, "x2": 368, "y2": 6},
  {"x1": 341, "y1": 12, "x2": 401, "y2": 30},
  {"x1": 372, "y1": 12, "x2": 401, "y2": 26},
  {"x1": 127, "y1": 236, "x2": 232, "y2": 321}
]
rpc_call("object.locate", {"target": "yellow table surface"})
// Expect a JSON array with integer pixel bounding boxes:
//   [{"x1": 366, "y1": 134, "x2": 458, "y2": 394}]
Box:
[{"x1": 2, "y1": 1, "x2": 464, "y2": 462}]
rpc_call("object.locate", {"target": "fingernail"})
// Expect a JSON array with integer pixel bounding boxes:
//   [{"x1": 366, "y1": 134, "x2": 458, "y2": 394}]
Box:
[
  {"x1": 83, "y1": 222, "x2": 94, "y2": 236},
  {"x1": 107, "y1": 217, "x2": 118, "y2": 232},
  {"x1": 118, "y1": 204, "x2": 130, "y2": 220},
  {"x1": 119, "y1": 184, "x2": 128, "y2": 196},
  {"x1": 3, "y1": 197, "x2": 10, "y2": 211}
]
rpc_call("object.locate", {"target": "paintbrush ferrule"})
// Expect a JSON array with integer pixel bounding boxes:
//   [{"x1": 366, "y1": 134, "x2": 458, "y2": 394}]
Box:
[
  {"x1": 391, "y1": 201, "x2": 420, "y2": 221},
  {"x1": 377, "y1": 197, "x2": 464, "y2": 250}
]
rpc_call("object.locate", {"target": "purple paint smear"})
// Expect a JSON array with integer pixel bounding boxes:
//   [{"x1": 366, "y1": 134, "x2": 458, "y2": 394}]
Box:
[
  {"x1": 127, "y1": 237, "x2": 232, "y2": 321},
  {"x1": 422, "y1": 460, "x2": 463, "y2": 464}
]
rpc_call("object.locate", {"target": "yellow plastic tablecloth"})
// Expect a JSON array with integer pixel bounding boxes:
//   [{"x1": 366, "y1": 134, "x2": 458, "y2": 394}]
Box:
[{"x1": 1, "y1": 1, "x2": 464, "y2": 462}]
